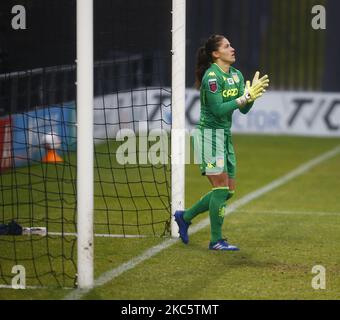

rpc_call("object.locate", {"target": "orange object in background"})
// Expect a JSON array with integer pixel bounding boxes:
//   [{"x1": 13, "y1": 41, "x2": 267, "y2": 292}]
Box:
[
  {"x1": 41, "y1": 133, "x2": 63, "y2": 163},
  {"x1": 42, "y1": 149, "x2": 63, "y2": 163}
]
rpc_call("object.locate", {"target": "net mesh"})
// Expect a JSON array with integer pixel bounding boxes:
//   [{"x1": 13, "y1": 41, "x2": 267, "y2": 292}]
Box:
[{"x1": 0, "y1": 0, "x2": 171, "y2": 288}]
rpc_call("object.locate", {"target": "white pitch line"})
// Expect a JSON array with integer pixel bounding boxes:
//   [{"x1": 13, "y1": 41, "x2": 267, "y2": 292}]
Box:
[
  {"x1": 0, "y1": 285, "x2": 41, "y2": 290},
  {"x1": 232, "y1": 209, "x2": 340, "y2": 216},
  {"x1": 64, "y1": 144, "x2": 340, "y2": 300},
  {"x1": 48, "y1": 232, "x2": 147, "y2": 238},
  {"x1": 0, "y1": 284, "x2": 73, "y2": 290}
]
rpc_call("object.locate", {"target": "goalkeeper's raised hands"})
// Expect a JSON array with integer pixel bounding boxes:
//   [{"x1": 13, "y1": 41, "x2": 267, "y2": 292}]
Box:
[
  {"x1": 251, "y1": 71, "x2": 269, "y2": 94},
  {"x1": 236, "y1": 71, "x2": 270, "y2": 106}
]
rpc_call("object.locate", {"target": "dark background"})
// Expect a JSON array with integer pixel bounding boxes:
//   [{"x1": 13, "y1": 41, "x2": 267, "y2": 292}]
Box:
[{"x1": 0, "y1": 0, "x2": 339, "y2": 116}]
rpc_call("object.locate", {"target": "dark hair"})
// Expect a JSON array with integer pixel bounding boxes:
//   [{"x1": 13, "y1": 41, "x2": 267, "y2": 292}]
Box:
[{"x1": 194, "y1": 34, "x2": 225, "y2": 89}]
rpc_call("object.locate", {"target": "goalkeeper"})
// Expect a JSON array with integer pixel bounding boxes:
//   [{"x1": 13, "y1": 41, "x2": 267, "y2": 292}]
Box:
[{"x1": 175, "y1": 34, "x2": 269, "y2": 251}]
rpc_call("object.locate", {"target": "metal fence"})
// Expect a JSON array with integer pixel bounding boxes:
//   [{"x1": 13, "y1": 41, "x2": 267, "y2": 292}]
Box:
[{"x1": 0, "y1": 0, "x2": 171, "y2": 116}]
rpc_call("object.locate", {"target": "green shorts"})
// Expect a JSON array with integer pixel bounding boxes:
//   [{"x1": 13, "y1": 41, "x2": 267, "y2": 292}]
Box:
[{"x1": 192, "y1": 127, "x2": 236, "y2": 178}]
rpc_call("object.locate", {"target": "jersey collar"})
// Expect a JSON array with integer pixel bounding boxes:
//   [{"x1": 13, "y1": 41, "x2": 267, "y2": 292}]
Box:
[{"x1": 213, "y1": 63, "x2": 231, "y2": 75}]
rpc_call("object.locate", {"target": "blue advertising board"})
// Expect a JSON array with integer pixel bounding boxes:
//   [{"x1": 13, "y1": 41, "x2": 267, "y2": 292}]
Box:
[{"x1": 11, "y1": 102, "x2": 76, "y2": 167}]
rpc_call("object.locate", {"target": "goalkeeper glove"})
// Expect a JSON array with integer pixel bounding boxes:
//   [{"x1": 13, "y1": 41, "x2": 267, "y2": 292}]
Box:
[
  {"x1": 236, "y1": 71, "x2": 270, "y2": 106},
  {"x1": 251, "y1": 71, "x2": 269, "y2": 95},
  {"x1": 236, "y1": 80, "x2": 265, "y2": 106}
]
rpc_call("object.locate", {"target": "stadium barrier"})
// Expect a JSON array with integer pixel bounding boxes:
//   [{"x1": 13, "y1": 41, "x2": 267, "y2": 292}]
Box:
[
  {"x1": 93, "y1": 89, "x2": 340, "y2": 138},
  {"x1": 0, "y1": 103, "x2": 75, "y2": 169}
]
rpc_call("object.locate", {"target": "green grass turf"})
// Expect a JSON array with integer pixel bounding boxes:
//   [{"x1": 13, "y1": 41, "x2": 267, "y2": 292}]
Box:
[
  {"x1": 0, "y1": 139, "x2": 171, "y2": 289},
  {"x1": 1, "y1": 134, "x2": 340, "y2": 299}
]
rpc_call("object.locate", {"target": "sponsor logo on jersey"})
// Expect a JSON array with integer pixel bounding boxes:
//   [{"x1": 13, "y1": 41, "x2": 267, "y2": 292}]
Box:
[
  {"x1": 232, "y1": 73, "x2": 240, "y2": 83},
  {"x1": 222, "y1": 88, "x2": 238, "y2": 97},
  {"x1": 227, "y1": 78, "x2": 235, "y2": 85},
  {"x1": 208, "y1": 71, "x2": 216, "y2": 77},
  {"x1": 208, "y1": 79, "x2": 218, "y2": 93}
]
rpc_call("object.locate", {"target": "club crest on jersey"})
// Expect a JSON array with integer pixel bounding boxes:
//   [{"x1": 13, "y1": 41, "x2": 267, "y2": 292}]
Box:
[
  {"x1": 232, "y1": 73, "x2": 240, "y2": 83},
  {"x1": 208, "y1": 79, "x2": 218, "y2": 93}
]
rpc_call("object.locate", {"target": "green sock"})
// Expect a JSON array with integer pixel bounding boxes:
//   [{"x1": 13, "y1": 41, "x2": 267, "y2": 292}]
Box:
[
  {"x1": 209, "y1": 188, "x2": 229, "y2": 244},
  {"x1": 183, "y1": 191, "x2": 212, "y2": 222}
]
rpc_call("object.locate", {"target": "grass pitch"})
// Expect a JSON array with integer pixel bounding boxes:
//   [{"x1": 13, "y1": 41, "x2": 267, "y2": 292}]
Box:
[{"x1": 1, "y1": 134, "x2": 340, "y2": 299}]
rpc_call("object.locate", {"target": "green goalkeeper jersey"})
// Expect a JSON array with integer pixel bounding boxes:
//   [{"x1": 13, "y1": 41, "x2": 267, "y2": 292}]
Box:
[{"x1": 198, "y1": 63, "x2": 254, "y2": 132}]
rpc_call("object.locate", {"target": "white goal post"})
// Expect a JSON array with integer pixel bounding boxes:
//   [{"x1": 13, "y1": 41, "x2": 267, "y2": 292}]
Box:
[
  {"x1": 171, "y1": 0, "x2": 186, "y2": 238},
  {"x1": 76, "y1": 0, "x2": 186, "y2": 288},
  {"x1": 77, "y1": 0, "x2": 94, "y2": 289}
]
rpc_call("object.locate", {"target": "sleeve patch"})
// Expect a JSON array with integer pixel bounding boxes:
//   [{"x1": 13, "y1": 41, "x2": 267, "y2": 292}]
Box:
[{"x1": 208, "y1": 78, "x2": 218, "y2": 93}]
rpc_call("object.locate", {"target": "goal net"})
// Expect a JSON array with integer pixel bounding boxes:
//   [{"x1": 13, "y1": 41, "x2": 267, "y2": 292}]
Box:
[{"x1": 0, "y1": 0, "x2": 174, "y2": 288}]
